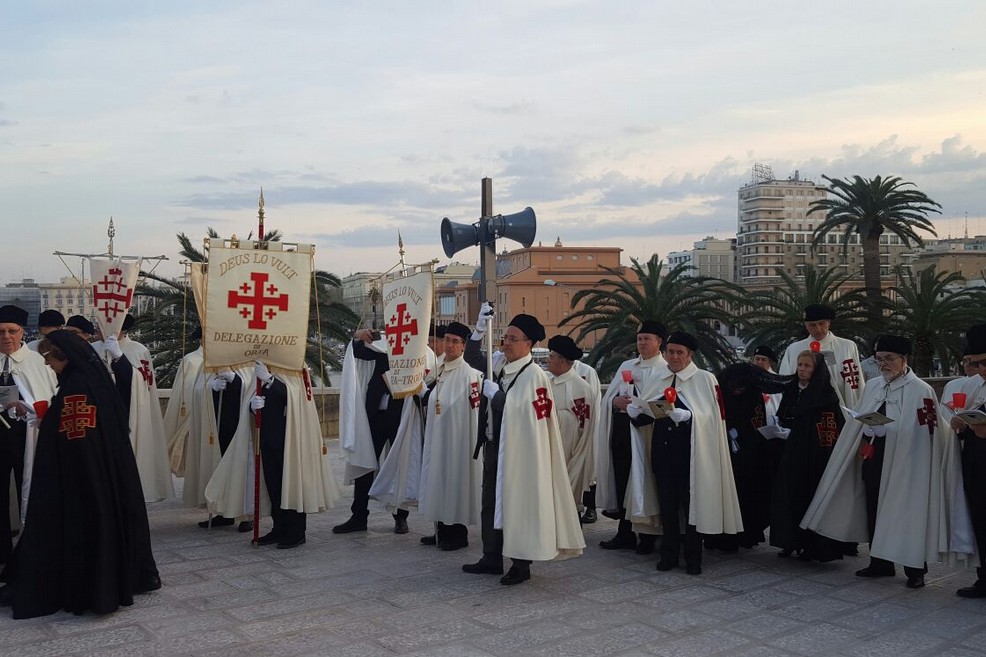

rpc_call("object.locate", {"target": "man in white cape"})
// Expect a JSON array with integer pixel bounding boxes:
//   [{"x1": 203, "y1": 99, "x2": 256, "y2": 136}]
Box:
[
  {"x1": 572, "y1": 357, "x2": 601, "y2": 523},
  {"x1": 463, "y1": 312, "x2": 584, "y2": 585},
  {"x1": 0, "y1": 305, "x2": 58, "y2": 564},
  {"x1": 779, "y1": 304, "x2": 865, "y2": 409},
  {"x1": 596, "y1": 320, "x2": 668, "y2": 554},
  {"x1": 546, "y1": 335, "x2": 596, "y2": 514},
  {"x1": 628, "y1": 330, "x2": 742, "y2": 575},
  {"x1": 802, "y1": 334, "x2": 974, "y2": 589},
  {"x1": 417, "y1": 321, "x2": 483, "y2": 551},
  {"x1": 25, "y1": 310, "x2": 64, "y2": 352},
  {"x1": 163, "y1": 333, "x2": 206, "y2": 498}
]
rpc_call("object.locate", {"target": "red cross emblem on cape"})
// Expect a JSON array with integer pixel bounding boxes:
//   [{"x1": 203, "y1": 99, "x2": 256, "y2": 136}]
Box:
[
  {"x1": 92, "y1": 267, "x2": 134, "y2": 325},
  {"x1": 138, "y1": 359, "x2": 154, "y2": 387},
  {"x1": 751, "y1": 404, "x2": 766, "y2": 430},
  {"x1": 840, "y1": 359, "x2": 860, "y2": 390},
  {"x1": 572, "y1": 397, "x2": 590, "y2": 430},
  {"x1": 469, "y1": 381, "x2": 481, "y2": 409},
  {"x1": 227, "y1": 272, "x2": 289, "y2": 330},
  {"x1": 917, "y1": 397, "x2": 936, "y2": 437},
  {"x1": 714, "y1": 384, "x2": 726, "y2": 421},
  {"x1": 532, "y1": 387, "x2": 553, "y2": 420},
  {"x1": 815, "y1": 411, "x2": 839, "y2": 447},
  {"x1": 60, "y1": 394, "x2": 96, "y2": 440},
  {"x1": 385, "y1": 303, "x2": 418, "y2": 356}
]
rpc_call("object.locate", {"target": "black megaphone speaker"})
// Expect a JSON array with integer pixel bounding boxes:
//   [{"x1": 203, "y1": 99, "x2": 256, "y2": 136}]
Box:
[
  {"x1": 489, "y1": 207, "x2": 536, "y2": 249},
  {"x1": 441, "y1": 217, "x2": 480, "y2": 258}
]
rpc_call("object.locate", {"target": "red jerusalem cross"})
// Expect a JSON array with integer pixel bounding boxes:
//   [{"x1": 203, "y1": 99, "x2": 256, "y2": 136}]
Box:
[
  {"x1": 227, "y1": 272, "x2": 289, "y2": 330},
  {"x1": 841, "y1": 359, "x2": 860, "y2": 390},
  {"x1": 138, "y1": 359, "x2": 154, "y2": 388},
  {"x1": 532, "y1": 387, "x2": 553, "y2": 420},
  {"x1": 917, "y1": 398, "x2": 937, "y2": 437},
  {"x1": 385, "y1": 303, "x2": 418, "y2": 356},
  {"x1": 92, "y1": 267, "x2": 134, "y2": 324},
  {"x1": 572, "y1": 397, "x2": 590, "y2": 430},
  {"x1": 59, "y1": 394, "x2": 96, "y2": 440}
]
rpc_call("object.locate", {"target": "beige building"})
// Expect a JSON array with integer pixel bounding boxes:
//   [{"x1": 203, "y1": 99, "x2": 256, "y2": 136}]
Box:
[
  {"x1": 736, "y1": 168, "x2": 914, "y2": 289},
  {"x1": 910, "y1": 237, "x2": 986, "y2": 282},
  {"x1": 667, "y1": 237, "x2": 737, "y2": 282},
  {"x1": 38, "y1": 276, "x2": 90, "y2": 318}
]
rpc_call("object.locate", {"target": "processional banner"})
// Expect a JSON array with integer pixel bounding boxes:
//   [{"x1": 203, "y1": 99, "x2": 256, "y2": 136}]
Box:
[
  {"x1": 382, "y1": 268, "x2": 433, "y2": 398},
  {"x1": 203, "y1": 240, "x2": 313, "y2": 371},
  {"x1": 90, "y1": 257, "x2": 141, "y2": 340}
]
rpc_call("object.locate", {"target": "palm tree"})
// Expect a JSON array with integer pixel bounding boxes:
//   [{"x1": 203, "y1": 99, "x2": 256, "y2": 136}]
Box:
[
  {"x1": 809, "y1": 175, "x2": 941, "y2": 324},
  {"x1": 559, "y1": 255, "x2": 739, "y2": 378},
  {"x1": 736, "y1": 264, "x2": 880, "y2": 358},
  {"x1": 890, "y1": 266, "x2": 986, "y2": 376}
]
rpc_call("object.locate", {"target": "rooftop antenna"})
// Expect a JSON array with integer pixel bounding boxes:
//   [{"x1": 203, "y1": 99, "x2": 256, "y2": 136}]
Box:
[{"x1": 965, "y1": 211, "x2": 969, "y2": 240}]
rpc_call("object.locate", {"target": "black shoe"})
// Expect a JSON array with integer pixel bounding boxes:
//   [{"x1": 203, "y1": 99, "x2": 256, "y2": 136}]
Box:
[
  {"x1": 140, "y1": 575, "x2": 163, "y2": 593},
  {"x1": 462, "y1": 559, "x2": 503, "y2": 575},
  {"x1": 855, "y1": 565, "x2": 895, "y2": 578},
  {"x1": 332, "y1": 517, "x2": 368, "y2": 534},
  {"x1": 237, "y1": 521, "x2": 254, "y2": 533},
  {"x1": 906, "y1": 574, "x2": 925, "y2": 589},
  {"x1": 500, "y1": 566, "x2": 531, "y2": 585},
  {"x1": 656, "y1": 559, "x2": 678, "y2": 572},
  {"x1": 636, "y1": 535, "x2": 656, "y2": 555},
  {"x1": 581, "y1": 508, "x2": 597, "y2": 524},
  {"x1": 843, "y1": 543, "x2": 859, "y2": 556},
  {"x1": 256, "y1": 531, "x2": 281, "y2": 546},
  {"x1": 394, "y1": 516, "x2": 409, "y2": 535},
  {"x1": 441, "y1": 539, "x2": 468, "y2": 552},
  {"x1": 601, "y1": 509, "x2": 621, "y2": 520},
  {"x1": 599, "y1": 533, "x2": 637, "y2": 550},
  {"x1": 198, "y1": 516, "x2": 235, "y2": 528},
  {"x1": 685, "y1": 564, "x2": 702, "y2": 576},
  {"x1": 420, "y1": 535, "x2": 437, "y2": 546},
  {"x1": 277, "y1": 536, "x2": 307, "y2": 549},
  {"x1": 778, "y1": 548, "x2": 794, "y2": 558},
  {"x1": 957, "y1": 584, "x2": 986, "y2": 598}
]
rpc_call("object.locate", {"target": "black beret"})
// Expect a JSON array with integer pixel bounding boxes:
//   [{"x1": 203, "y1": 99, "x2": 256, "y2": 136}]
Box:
[
  {"x1": 66, "y1": 315, "x2": 95, "y2": 335},
  {"x1": 0, "y1": 305, "x2": 28, "y2": 326},
  {"x1": 803, "y1": 304, "x2": 835, "y2": 321},
  {"x1": 637, "y1": 319, "x2": 668, "y2": 340},
  {"x1": 38, "y1": 309, "x2": 66, "y2": 328},
  {"x1": 547, "y1": 335, "x2": 582, "y2": 361},
  {"x1": 665, "y1": 331, "x2": 698, "y2": 351},
  {"x1": 122, "y1": 314, "x2": 136, "y2": 331},
  {"x1": 752, "y1": 345, "x2": 778, "y2": 362},
  {"x1": 508, "y1": 313, "x2": 545, "y2": 343},
  {"x1": 874, "y1": 334, "x2": 912, "y2": 356},
  {"x1": 444, "y1": 321, "x2": 470, "y2": 342},
  {"x1": 435, "y1": 325, "x2": 447, "y2": 338},
  {"x1": 189, "y1": 326, "x2": 203, "y2": 341},
  {"x1": 966, "y1": 324, "x2": 986, "y2": 355}
]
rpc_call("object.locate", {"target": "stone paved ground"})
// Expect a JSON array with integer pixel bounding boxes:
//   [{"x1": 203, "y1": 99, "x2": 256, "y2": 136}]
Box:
[{"x1": 3, "y1": 443, "x2": 986, "y2": 657}]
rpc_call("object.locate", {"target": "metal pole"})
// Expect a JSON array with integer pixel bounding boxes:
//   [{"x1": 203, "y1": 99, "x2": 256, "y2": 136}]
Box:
[{"x1": 479, "y1": 178, "x2": 497, "y2": 324}]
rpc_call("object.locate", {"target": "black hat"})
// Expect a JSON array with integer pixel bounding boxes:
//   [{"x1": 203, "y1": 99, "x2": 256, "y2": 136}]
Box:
[
  {"x1": 38, "y1": 310, "x2": 66, "y2": 329},
  {"x1": 637, "y1": 319, "x2": 668, "y2": 340},
  {"x1": 435, "y1": 325, "x2": 447, "y2": 339},
  {"x1": 803, "y1": 304, "x2": 835, "y2": 321},
  {"x1": 122, "y1": 314, "x2": 136, "y2": 331},
  {"x1": 189, "y1": 326, "x2": 203, "y2": 341},
  {"x1": 0, "y1": 305, "x2": 28, "y2": 326},
  {"x1": 752, "y1": 345, "x2": 778, "y2": 363},
  {"x1": 66, "y1": 315, "x2": 95, "y2": 336},
  {"x1": 874, "y1": 334, "x2": 912, "y2": 356},
  {"x1": 508, "y1": 313, "x2": 545, "y2": 343},
  {"x1": 548, "y1": 335, "x2": 582, "y2": 361},
  {"x1": 445, "y1": 321, "x2": 470, "y2": 342},
  {"x1": 966, "y1": 324, "x2": 986, "y2": 355},
  {"x1": 665, "y1": 331, "x2": 698, "y2": 351}
]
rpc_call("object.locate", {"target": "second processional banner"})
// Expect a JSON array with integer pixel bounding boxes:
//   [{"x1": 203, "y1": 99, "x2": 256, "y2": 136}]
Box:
[
  {"x1": 203, "y1": 240, "x2": 312, "y2": 371},
  {"x1": 382, "y1": 268, "x2": 433, "y2": 398},
  {"x1": 90, "y1": 257, "x2": 141, "y2": 340}
]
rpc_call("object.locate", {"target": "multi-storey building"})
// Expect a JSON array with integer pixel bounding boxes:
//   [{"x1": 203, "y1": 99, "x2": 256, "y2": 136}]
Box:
[{"x1": 666, "y1": 237, "x2": 737, "y2": 282}]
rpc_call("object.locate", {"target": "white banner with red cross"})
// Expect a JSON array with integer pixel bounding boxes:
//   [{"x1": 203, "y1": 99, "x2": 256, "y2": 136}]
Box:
[
  {"x1": 382, "y1": 268, "x2": 433, "y2": 398},
  {"x1": 90, "y1": 257, "x2": 141, "y2": 340},
  {"x1": 203, "y1": 241, "x2": 312, "y2": 371}
]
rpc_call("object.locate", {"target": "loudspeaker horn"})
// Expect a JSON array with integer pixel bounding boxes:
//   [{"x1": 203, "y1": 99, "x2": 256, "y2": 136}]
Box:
[
  {"x1": 490, "y1": 207, "x2": 536, "y2": 249},
  {"x1": 441, "y1": 217, "x2": 479, "y2": 258}
]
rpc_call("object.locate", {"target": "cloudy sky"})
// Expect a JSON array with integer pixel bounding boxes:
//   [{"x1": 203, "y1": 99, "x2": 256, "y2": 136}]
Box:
[{"x1": 3, "y1": 1, "x2": 985, "y2": 284}]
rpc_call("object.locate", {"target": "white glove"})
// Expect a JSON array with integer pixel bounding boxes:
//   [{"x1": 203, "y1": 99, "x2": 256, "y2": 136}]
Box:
[
  {"x1": 474, "y1": 302, "x2": 493, "y2": 334},
  {"x1": 668, "y1": 408, "x2": 692, "y2": 425},
  {"x1": 774, "y1": 426, "x2": 791, "y2": 440},
  {"x1": 250, "y1": 395, "x2": 265, "y2": 412},
  {"x1": 209, "y1": 377, "x2": 228, "y2": 392},
  {"x1": 768, "y1": 415, "x2": 779, "y2": 427},
  {"x1": 862, "y1": 424, "x2": 888, "y2": 438},
  {"x1": 216, "y1": 370, "x2": 236, "y2": 383},
  {"x1": 25, "y1": 410, "x2": 40, "y2": 429},
  {"x1": 254, "y1": 361, "x2": 272, "y2": 385},
  {"x1": 626, "y1": 403, "x2": 643, "y2": 419},
  {"x1": 482, "y1": 379, "x2": 500, "y2": 400},
  {"x1": 104, "y1": 335, "x2": 123, "y2": 360}
]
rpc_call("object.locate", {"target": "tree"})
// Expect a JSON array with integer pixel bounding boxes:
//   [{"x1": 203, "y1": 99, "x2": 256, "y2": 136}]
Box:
[
  {"x1": 809, "y1": 175, "x2": 941, "y2": 324},
  {"x1": 736, "y1": 265, "x2": 879, "y2": 358},
  {"x1": 889, "y1": 266, "x2": 986, "y2": 377},
  {"x1": 559, "y1": 255, "x2": 739, "y2": 379}
]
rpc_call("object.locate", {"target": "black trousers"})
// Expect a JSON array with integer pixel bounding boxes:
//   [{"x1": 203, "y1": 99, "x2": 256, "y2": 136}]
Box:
[
  {"x1": 962, "y1": 432, "x2": 986, "y2": 581},
  {"x1": 610, "y1": 415, "x2": 634, "y2": 536},
  {"x1": 652, "y1": 422, "x2": 701, "y2": 566},
  {"x1": 260, "y1": 425, "x2": 306, "y2": 542},
  {"x1": 861, "y1": 436, "x2": 926, "y2": 577},
  {"x1": 479, "y1": 440, "x2": 530, "y2": 570},
  {"x1": 0, "y1": 423, "x2": 26, "y2": 563},
  {"x1": 351, "y1": 398, "x2": 408, "y2": 520}
]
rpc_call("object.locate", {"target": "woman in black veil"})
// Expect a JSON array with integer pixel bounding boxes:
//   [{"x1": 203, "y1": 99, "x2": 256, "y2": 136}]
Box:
[
  {"x1": 0, "y1": 329, "x2": 160, "y2": 618},
  {"x1": 769, "y1": 350, "x2": 845, "y2": 562}
]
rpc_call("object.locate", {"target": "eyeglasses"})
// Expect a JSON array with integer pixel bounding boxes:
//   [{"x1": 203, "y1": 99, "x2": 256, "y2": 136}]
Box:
[
  {"x1": 502, "y1": 335, "x2": 530, "y2": 344},
  {"x1": 968, "y1": 357, "x2": 986, "y2": 368},
  {"x1": 41, "y1": 351, "x2": 51, "y2": 359},
  {"x1": 874, "y1": 354, "x2": 902, "y2": 365}
]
